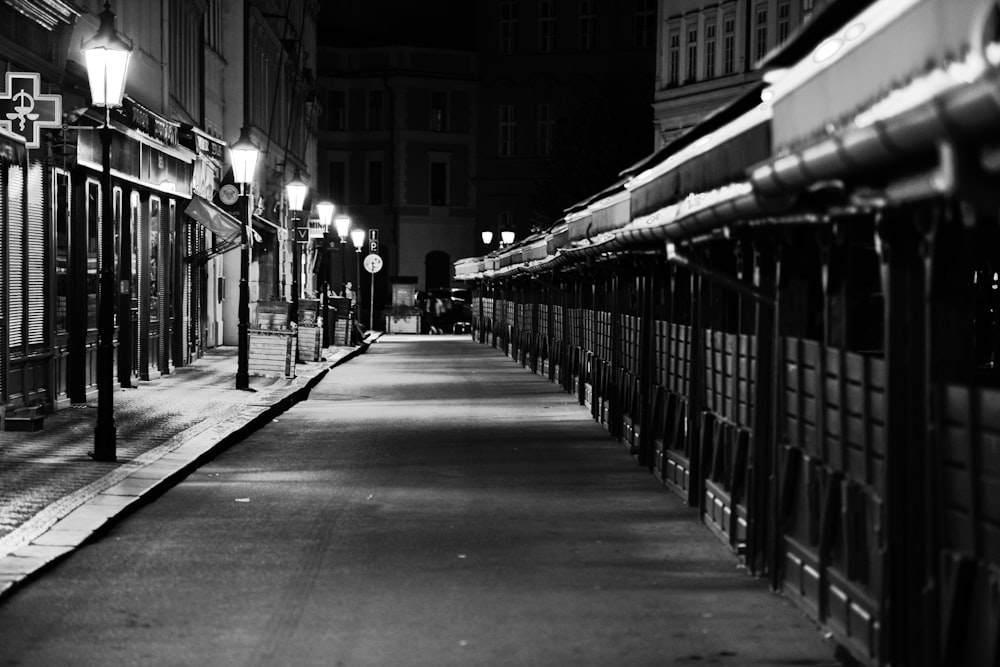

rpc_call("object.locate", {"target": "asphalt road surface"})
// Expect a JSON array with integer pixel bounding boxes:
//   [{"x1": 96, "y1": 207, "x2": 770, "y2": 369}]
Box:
[{"x1": 0, "y1": 335, "x2": 840, "y2": 667}]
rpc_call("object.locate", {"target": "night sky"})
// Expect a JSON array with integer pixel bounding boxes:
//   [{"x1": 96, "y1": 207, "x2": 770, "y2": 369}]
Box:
[{"x1": 318, "y1": 1, "x2": 477, "y2": 50}]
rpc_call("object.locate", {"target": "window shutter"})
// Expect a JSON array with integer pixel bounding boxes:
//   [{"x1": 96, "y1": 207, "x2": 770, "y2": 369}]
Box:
[
  {"x1": 8, "y1": 163, "x2": 24, "y2": 349},
  {"x1": 27, "y1": 159, "x2": 46, "y2": 347}
]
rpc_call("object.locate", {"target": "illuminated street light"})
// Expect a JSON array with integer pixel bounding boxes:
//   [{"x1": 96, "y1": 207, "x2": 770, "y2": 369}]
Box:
[
  {"x1": 286, "y1": 170, "x2": 308, "y2": 332},
  {"x1": 83, "y1": 1, "x2": 132, "y2": 461},
  {"x1": 334, "y1": 214, "x2": 352, "y2": 288},
  {"x1": 229, "y1": 127, "x2": 259, "y2": 391}
]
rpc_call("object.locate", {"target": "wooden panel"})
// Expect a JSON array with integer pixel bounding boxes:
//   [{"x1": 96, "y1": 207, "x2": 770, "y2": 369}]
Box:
[{"x1": 248, "y1": 330, "x2": 296, "y2": 378}]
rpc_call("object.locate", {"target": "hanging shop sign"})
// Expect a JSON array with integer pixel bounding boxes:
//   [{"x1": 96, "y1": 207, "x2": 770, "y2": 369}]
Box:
[
  {"x1": 0, "y1": 72, "x2": 61, "y2": 149},
  {"x1": 118, "y1": 96, "x2": 179, "y2": 147}
]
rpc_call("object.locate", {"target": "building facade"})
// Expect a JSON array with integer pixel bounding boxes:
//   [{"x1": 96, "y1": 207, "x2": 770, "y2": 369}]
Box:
[
  {"x1": 654, "y1": 0, "x2": 829, "y2": 147},
  {"x1": 316, "y1": 45, "x2": 478, "y2": 316},
  {"x1": 1, "y1": 0, "x2": 318, "y2": 423},
  {"x1": 477, "y1": 0, "x2": 657, "y2": 246}
]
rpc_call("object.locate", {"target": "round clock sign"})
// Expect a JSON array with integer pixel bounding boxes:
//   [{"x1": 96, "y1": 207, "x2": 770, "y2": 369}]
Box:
[
  {"x1": 219, "y1": 184, "x2": 240, "y2": 206},
  {"x1": 363, "y1": 254, "x2": 383, "y2": 274}
]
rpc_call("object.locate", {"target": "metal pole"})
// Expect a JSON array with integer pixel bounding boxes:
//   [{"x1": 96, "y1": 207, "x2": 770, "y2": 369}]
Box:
[
  {"x1": 93, "y1": 120, "x2": 117, "y2": 460},
  {"x1": 340, "y1": 240, "x2": 347, "y2": 288},
  {"x1": 369, "y1": 266, "x2": 375, "y2": 331},
  {"x1": 291, "y1": 211, "x2": 300, "y2": 323},
  {"x1": 236, "y1": 188, "x2": 251, "y2": 390},
  {"x1": 355, "y1": 249, "x2": 362, "y2": 342},
  {"x1": 291, "y1": 215, "x2": 302, "y2": 364}
]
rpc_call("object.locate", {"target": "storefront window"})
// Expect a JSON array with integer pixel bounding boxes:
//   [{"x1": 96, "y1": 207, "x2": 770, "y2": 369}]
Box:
[
  {"x1": 150, "y1": 197, "x2": 160, "y2": 321},
  {"x1": 54, "y1": 171, "x2": 70, "y2": 333},
  {"x1": 114, "y1": 187, "x2": 122, "y2": 314},
  {"x1": 87, "y1": 180, "x2": 100, "y2": 330},
  {"x1": 131, "y1": 191, "x2": 140, "y2": 295}
]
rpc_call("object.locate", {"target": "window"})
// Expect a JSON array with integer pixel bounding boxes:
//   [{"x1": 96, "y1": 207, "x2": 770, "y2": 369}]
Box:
[
  {"x1": 723, "y1": 16, "x2": 735, "y2": 74},
  {"x1": 431, "y1": 91, "x2": 448, "y2": 132},
  {"x1": 634, "y1": 0, "x2": 655, "y2": 47},
  {"x1": 328, "y1": 161, "x2": 346, "y2": 203},
  {"x1": 170, "y1": 0, "x2": 203, "y2": 122},
  {"x1": 777, "y1": 0, "x2": 791, "y2": 44},
  {"x1": 686, "y1": 27, "x2": 698, "y2": 82},
  {"x1": 367, "y1": 160, "x2": 383, "y2": 204},
  {"x1": 537, "y1": 103, "x2": 554, "y2": 157},
  {"x1": 149, "y1": 197, "x2": 160, "y2": 324},
  {"x1": 249, "y1": 29, "x2": 279, "y2": 130},
  {"x1": 54, "y1": 170, "x2": 70, "y2": 333},
  {"x1": 498, "y1": 104, "x2": 515, "y2": 157},
  {"x1": 539, "y1": 0, "x2": 555, "y2": 52},
  {"x1": 500, "y1": 1, "x2": 517, "y2": 53},
  {"x1": 755, "y1": 6, "x2": 768, "y2": 63},
  {"x1": 204, "y1": 0, "x2": 222, "y2": 52},
  {"x1": 7, "y1": 165, "x2": 24, "y2": 349},
  {"x1": 579, "y1": 0, "x2": 596, "y2": 50},
  {"x1": 85, "y1": 181, "x2": 99, "y2": 331},
  {"x1": 367, "y1": 90, "x2": 383, "y2": 130},
  {"x1": 430, "y1": 159, "x2": 448, "y2": 206},
  {"x1": 668, "y1": 31, "x2": 680, "y2": 85},
  {"x1": 802, "y1": 0, "x2": 815, "y2": 23},
  {"x1": 327, "y1": 90, "x2": 346, "y2": 130},
  {"x1": 705, "y1": 22, "x2": 716, "y2": 78}
]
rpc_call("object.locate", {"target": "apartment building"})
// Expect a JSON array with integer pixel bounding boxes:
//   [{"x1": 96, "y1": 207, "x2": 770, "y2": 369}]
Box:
[{"x1": 654, "y1": 0, "x2": 827, "y2": 147}]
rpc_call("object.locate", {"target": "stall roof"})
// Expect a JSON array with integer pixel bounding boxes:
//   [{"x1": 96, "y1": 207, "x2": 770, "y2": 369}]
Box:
[
  {"x1": 620, "y1": 82, "x2": 766, "y2": 180},
  {"x1": 756, "y1": 0, "x2": 880, "y2": 70}
]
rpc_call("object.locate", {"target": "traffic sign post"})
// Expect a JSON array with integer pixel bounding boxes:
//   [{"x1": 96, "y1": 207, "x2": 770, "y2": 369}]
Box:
[{"x1": 364, "y1": 253, "x2": 383, "y2": 330}]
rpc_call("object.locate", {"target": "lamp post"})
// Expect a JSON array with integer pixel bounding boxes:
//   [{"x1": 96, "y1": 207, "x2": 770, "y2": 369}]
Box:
[
  {"x1": 285, "y1": 170, "x2": 308, "y2": 327},
  {"x1": 334, "y1": 214, "x2": 351, "y2": 290},
  {"x1": 316, "y1": 201, "x2": 335, "y2": 345},
  {"x1": 350, "y1": 228, "x2": 365, "y2": 288},
  {"x1": 317, "y1": 202, "x2": 335, "y2": 292},
  {"x1": 481, "y1": 230, "x2": 494, "y2": 245},
  {"x1": 501, "y1": 229, "x2": 515, "y2": 247},
  {"x1": 350, "y1": 228, "x2": 365, "y2": 341},
  {"x1": 83, "y1": 1, "x2": 132, "y2": 461},
  {"x1": 230, "y1": 126, "x2": 260, "y2": 391}
]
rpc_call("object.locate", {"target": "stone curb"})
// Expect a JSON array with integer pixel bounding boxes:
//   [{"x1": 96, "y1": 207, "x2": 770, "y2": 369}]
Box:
[{"x1": 0, "y1": 339, "x2": 376, "y2": 601}]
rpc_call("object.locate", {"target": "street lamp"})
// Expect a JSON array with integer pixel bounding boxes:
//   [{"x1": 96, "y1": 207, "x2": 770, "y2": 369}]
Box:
[
  {"x1": 317, "y1": 201, "x2": 336, "y2": 231},
  {"x1": 501, "y1": 229, "x2": 515, "y2": 247},
  {"x1": 285, "y1": 170, "x2": 308, "y2": 328},
  {"x1": 481, "y1": 230, "x2": 494, "y2": 245},
  {"x1": 230, "y1": 126, "x2": 260, "y2": 391},
  {"x1": 350, "y1": 227, "x2": 365, "y2": 313},
  {"x1": 316, "y1": 201, "x2": 336, "y2": 345},
  {"x1": 83, "y1": 1, "x2": 132, "y2": 461},
  {"x1": 334, "y1": 214, "x2": 352, "y2": 288}
]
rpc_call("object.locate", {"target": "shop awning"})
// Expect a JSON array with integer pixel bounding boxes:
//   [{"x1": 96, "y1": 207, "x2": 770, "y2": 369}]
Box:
[{"x1": 185, "y1": 194, "x2": 243, "y2": 244}]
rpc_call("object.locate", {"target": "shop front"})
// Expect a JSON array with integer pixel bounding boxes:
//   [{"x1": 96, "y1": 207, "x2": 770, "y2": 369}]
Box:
[{"x1": 67, "y1": 97, "x2": 194, "y2": 401}]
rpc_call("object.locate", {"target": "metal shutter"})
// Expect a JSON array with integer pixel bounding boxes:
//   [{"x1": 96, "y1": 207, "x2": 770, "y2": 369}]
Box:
[
  {"x1": 8, "y1": 163, "x2": 23, "y2": 349},
  {"x1": 26, "y1": 159, "x2": 45, "y2": 347}
]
